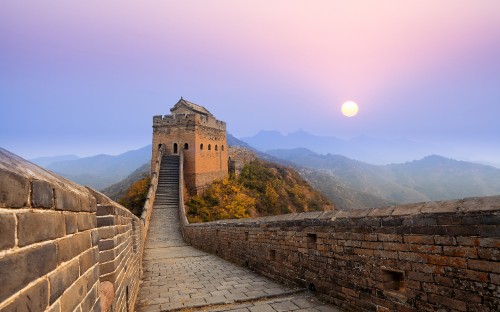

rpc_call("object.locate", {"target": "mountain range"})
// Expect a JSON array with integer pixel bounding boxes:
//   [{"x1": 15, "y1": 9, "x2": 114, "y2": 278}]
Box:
[
  {"x1": 267, "y1": 148, "x2": 500, "y2": 209},
  {"x1": 28, "y1": 132, "x2": 500, "y2": 210},
  {"x1": 30, "y1": 146, "x2": 151, "y2": 190},
  {"x1": 241, "y1": 130, "x2": 470, "y2": 165}
]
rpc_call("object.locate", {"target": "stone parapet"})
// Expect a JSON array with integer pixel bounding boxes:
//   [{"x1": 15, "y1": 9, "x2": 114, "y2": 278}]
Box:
[
  {"x1": 0, "y1": 148, "x2": 144, "y2": 312},
  {"x1": 181, "y1": 195, "x2": 500, "y2": 312}
]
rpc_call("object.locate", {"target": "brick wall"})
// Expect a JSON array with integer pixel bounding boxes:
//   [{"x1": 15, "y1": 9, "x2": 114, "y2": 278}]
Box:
[
  {"x1": 181, "y1": 195, "x2": 500, "y2": 312},
  {"x1": 0, "y1": 147, "x2": 148, "y2": 312}
]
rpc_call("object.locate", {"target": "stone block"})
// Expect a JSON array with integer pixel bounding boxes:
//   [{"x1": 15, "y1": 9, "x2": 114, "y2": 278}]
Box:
[
  {"x1": 91, "y1": 229, "x2": 99, "y2": 246},
  {"x1": 81, "y1": 283, "x2": 99, "y2": 312},
  {"x1": 97, "y1": 216, "x2": 115, "y2": 227},
  {"x1": 0, "y1": 242, "x2": 57, "y2": 302},
  {"x1": 77, "y1": 213, "x2": 97, "y2": 231},
  {"x1": 0, "y1": 168, "x2": 29, "y2": 208},
  {"x1": 0, "y1": 213, "x2": 16, "y2": 250},
  {"x1": 459, "y1": 196, "x2": 500, "y2": 212},
  {"x1": 48, "y1": 258, "x2": 80, "y2": 304},
  {"x1": 57, "y1": 232, "x2": 91, "y2": 264},
  {"x1": 55, "y1": 187, "x2": 81, "y2": 212},
  {"x1": 59, "y1": 271, "x2": 89, "y2": 312},
  {"x1": 97, "y1": 205, "x2": 115, "y2": 216},
  {"x1": 65, "y1": 213, "x2": 78, "y2": 234},
  {"x1": 80, "y1": 247, "x2": 99, "y2": 274},
  {"x1": 1, "y1": 277, "x2": 49, "y2": 312},
  {"x1": 17, "y1": 211, "x2": 65, "y2": 247},
  {"x1": 31, "y1": 180, "x2": 53, "y2": 208},
  {"x1": 98, "y1": 238, "x2": 115, "y2": 251}
]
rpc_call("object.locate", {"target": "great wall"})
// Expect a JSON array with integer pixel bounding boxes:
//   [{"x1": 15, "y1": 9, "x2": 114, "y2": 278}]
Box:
[{"x1": 0, "y1": 99, "x2": 498, "y2": 312}]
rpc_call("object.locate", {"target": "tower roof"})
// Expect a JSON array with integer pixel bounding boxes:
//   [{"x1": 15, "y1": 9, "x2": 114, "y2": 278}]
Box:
[{"x1": 171, "y1": 98, "x2": 213, "y2": 116}]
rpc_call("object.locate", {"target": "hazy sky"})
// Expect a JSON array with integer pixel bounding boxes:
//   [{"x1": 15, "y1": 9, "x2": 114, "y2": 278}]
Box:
[{"x1": 1, "y1": 1, "x2": 499, "y2": 162}]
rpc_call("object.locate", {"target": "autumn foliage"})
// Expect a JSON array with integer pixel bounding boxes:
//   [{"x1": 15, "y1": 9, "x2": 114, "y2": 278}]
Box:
[
  {"x1": 119, "y1": 176, "x2": 151, "y2": 216},
  {"x1": 186, "y1": 160, "x2": 333, "y2": 223}
]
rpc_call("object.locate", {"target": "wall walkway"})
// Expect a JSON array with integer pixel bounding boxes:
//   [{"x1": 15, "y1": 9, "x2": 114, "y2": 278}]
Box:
[{"x1": 136, "y1": 154, "x2": 339, "y2": 311}]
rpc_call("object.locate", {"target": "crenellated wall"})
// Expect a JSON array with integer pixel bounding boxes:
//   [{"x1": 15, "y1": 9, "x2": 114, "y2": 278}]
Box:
[
  {"x1": 0, "y1": 147, "x2": 163, "y2": 312},
  {"x1": 181, "y1": 194, "x2": 500, "y2": 312}
]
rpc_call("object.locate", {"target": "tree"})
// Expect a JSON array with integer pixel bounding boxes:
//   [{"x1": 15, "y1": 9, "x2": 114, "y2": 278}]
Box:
[{"x1": 119, "y1": 176, "x2": 150, "y2": 216}]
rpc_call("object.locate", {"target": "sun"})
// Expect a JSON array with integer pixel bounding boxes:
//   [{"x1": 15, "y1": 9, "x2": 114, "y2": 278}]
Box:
[{"x1": 341, "y1": 101, "x2": 359, "y2": 117}]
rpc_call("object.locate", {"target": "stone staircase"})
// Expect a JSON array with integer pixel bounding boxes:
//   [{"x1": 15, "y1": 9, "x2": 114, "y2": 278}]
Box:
[{"x1": 156, "y1": 155, "x2": 180, "y2": 209}]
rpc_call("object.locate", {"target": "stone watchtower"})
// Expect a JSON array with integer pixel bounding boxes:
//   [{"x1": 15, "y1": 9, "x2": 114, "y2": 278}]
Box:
[{"x1": 152, "y1": 98, "x2": 228, "y2": 195}]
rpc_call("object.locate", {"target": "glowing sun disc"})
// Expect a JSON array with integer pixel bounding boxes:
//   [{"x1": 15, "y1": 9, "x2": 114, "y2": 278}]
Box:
[{"x1": 341, "y1": 101, "x2": 359, "y2": 117}]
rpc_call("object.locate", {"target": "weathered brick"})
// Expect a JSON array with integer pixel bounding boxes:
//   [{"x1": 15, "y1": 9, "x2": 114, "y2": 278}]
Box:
[
  {"x1": 456, "y1": 236, "x2": 481, "y2": 246},
  {"x1": 48, "y1": 258, "x2": 79, "y2": 304},
  {"x1": 468, "y1": 259, "x2": 500, "y2": 273},
  {"x1": 398, "y1": 251, "x2": 428, "y2": 263},
  {"x1": 428, "y1": 293, "x2": 467, "y2": 311},
  {"x1": 383, "y1": 242, "x2": 408, "y2": 251},
  {"x1": 77, "y1": 213, "x2": 96, "y2": 231},
  {"x1": 374, "y1": 250, "x2": 398, "y2": 259},
  {"x1": 0, "y1": 213, "x2": 16, "y2": 250},
  {"x1": 404, "y1": 235, "x2": 434, "y2": 245},
  {"x1": 31, "y1": 180, "x2": 53, "y2": 208},
  {"x1": 408, "y1": 244, "x2": 442, "y2": 254},
  {"x1": 1, "y1": 277, "x2": 49, "y2": 312},
  {"x1": 0, "y1": 168, "x2": 29, "y2": 208},
  {"x1": 55, "y1": 187, "x2": 81, "y2": 212},
  {"x1": 377, "y1": 234, "x2": 403, "y2": 242},
  {"x1": 17, "y1": 211, "x2": 65, "y2": 247},
  {"x1": 57, "y1": 232, "x2": 91, "y2": 264},
  {"x1": 0, "y1": 243, "x2": 57, "y2": 302},
  {"x1": 478, "y1": 247, "x2": 499, "y2": 261},
  {"x1": 407, "y1": 271, "x2": 433, "y2": 283},
  {"x1": 428, "y1": 254, "x2": 467, "y2": 268},
  {"x1": 433, "y1": 236, "x2": 456, "y2": 245},
  {"x1": 443, "y1": 246, "x2": 477, "y2": 258}
]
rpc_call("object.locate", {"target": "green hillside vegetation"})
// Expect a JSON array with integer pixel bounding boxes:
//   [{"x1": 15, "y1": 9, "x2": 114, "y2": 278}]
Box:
[{"x1": 186, "y1": 159, "x2": 333, "y2": 223}]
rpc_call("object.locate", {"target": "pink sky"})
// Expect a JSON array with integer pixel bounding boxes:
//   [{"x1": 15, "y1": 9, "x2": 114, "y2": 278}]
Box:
[{"x1": 1, "y1": 1, "x2": 499, "y2": 161}]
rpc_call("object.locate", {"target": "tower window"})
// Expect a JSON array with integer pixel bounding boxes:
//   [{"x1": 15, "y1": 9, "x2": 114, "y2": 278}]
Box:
[
  {"x1": 184, "y1": 143, "x2": 189, "y2": 150},
  {"x1": 208, "y1": 144, "x2": 211, "y2": 151},
  {"x1": 221, "y1": 145, "x2": 224, "y2": 151},
  {"x1": 215, "y1": 145, "x2": 218, "y2": 151},
  {"x1": 173, "y1": 143, "x2": 178, "y2": 154},
  {"x1": 200, "y1": 143, "x2": 204, "y2": 150}
]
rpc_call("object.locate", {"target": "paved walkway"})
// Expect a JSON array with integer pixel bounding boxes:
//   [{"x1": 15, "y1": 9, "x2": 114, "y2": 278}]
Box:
[{"x1": 136, "y1": 156, "x2": 341, "y2": 311}]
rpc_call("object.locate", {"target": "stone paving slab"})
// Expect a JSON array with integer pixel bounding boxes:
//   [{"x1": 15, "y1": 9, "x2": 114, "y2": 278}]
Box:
[
  {"x1": 196, "y1": 293, "x2": 341, "y2": 312},
  {"x1": 136, "y1": 161, "x2": 342, "y2": 311}
]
